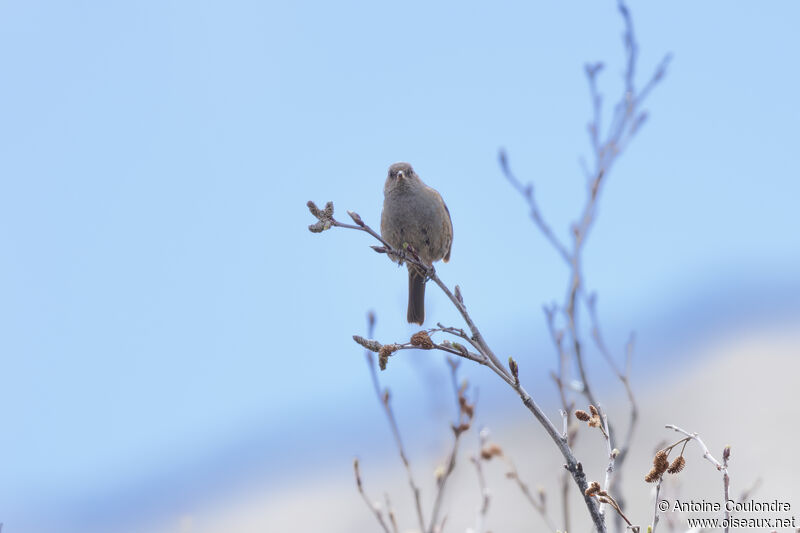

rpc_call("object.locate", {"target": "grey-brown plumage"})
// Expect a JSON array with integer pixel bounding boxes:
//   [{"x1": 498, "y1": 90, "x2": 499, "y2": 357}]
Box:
[{"x1": 380, "y1": 162, "x2": 453, "y2": 325}]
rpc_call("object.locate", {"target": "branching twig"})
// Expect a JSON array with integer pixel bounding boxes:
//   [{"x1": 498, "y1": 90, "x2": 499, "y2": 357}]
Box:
[
  {"x1": 664, "y1": 425, "x2": 725, "y2": 472},
  {"x1": 313, "y1": 2, "x2": 672, "y2": 531},
  {"x1": 427, "y1": 359, "x2": 474, "y2": 533},
  {"x1": 499, "y1": 2, "x2": 670, "y2": 529},
  {"x1": 503, "y1": 454, "x2": 558, "y2": 531},
  {"x1": 588, "y1": 295, "x2": 639, "y2": 523},
  {"x1": 648, "y1": 426, "x2": 730, "y2": 532},
  {"x1": 308, "y1": 204, "x2": 607, "y2": 531},
  {"x1": 585, "y1": 481, "x2": 638, "y2": 532},
  {"x1": 358, "y1": 312, "x2": 426, "y2": 533}
]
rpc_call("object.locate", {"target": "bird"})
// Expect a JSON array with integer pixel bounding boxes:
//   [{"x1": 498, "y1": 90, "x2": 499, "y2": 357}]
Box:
[{"x1": 380, "y1": 162, "x2": 453, "y2": 325}]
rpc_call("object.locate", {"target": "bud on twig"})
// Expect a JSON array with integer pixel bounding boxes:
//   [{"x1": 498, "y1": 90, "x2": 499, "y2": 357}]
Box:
[
  {"x1": 508, "y1": 356, "x2": 519, "y2": 385},
  {"x1": 452, "y1": 342, "x2": 468, "y2": 357},
  {"x1": 353, "y1": 335, "x2": 382, "y2": 352},
  {"x1": 347, "y1": 210, "x2": 365, "y2": 227},
  {"x1": 307, "y1": 200, "x2": 334, "y2": 232}
]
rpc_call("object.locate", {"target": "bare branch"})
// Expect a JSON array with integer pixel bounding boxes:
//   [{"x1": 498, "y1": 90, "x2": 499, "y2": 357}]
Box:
[
  {"x1": 588, "y1": 295, "x2": 639, "y2": 495},
  {"x1": 498, "y1": 149, "x2": 571, "y2": 264},
  {"x1": 359, "y1": 313, "x2": 426, "y2": 533},
  {"x1": 428, "y1": 360, "x2": 474, "y2": 532},
  {"x1": 584, "y1": 480, "x2": 638, "y2": 531},
  {"x1": 308, "y1": 207, "x2": 606, "y2": 530},
  {"x1": 664, "y1": 425, "x2": 726, "y2": 471},
  {"x1": 312, "y1": 3, "x2": 674, "y2": 532},
  {"x1": 499, "y1": 2, "x2": 670, "y2": 529},
  {"x1": 504, "y1": 454, "x2": 558, "y2": 531}
]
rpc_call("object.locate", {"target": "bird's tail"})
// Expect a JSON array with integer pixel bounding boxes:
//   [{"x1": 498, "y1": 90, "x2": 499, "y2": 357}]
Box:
[{"x1": 407, "y1": 267, "x2": 426, "y2": 325}]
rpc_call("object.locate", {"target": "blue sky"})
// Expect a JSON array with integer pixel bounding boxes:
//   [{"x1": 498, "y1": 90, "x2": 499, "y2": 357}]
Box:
[{"x1": 1, "y1": 1, "x2": 799, "y2": 531}]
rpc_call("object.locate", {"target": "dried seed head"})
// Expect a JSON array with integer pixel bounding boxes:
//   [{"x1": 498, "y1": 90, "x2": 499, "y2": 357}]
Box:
[
  {"x1": 378, "y1": 344, "x2": 398, "y2": 358},
  {"x1": 575, "y1": 410, "x2": 591, "y2": 422},
  {"x1": 644, "y1": 468, "x2": 660, "y2": 483},
  {"x1": 584, "y1": 481, "x2": 601, "y2": 496},
  {"x1": 377, "y1": 344, "x2": 399, "y2": 370},
  {"x1": 589, "y1": 405, "x2": 599, "y2": 417},
  {"x1": 667, "y1": 456, "x2": 686, "y2": 474},
  {"x1": 410, "y1": 331, "x2": 434, "y2": 349},
  {"x1": 653, "y1": 450, "x2": 670, "y2": 476},
  {"x1": 588, "y1": 416, "x2": 602, "y2": 428}
]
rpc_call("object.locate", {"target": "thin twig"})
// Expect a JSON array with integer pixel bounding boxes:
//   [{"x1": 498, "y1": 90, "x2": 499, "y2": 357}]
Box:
[
  {"x1": 504, "y1": 455, "x2": 558, "y2": 532},
  {"x1": 353, "y1": 458, "x2": 392, "y2": 533},
  {"x1": 471, "y1": 428, "x2": 492, "y2": 533},
  {"x1": 599, "y1": 414, "x2": 616, "y2": 518},
  {"x1": 427, "y1": 360, "x2": 472, "y2": 532},
  {"x1": 664, "y1": 425, "x2": 731, "y2": 533},
  {"x1": 360, "y1": 312, "x2": 426, "y2": 533},
  {"x1": 544, "y1": 305, "x2": 575, "y2": 532},
  {"x1": 664, "y1": 425, "x2": 725, "y2": 471},
  {"x1": 385, "y1": 493, "x2": 399, "y2": 533},
  {"x1": 651, "y1": 476, "x2": 664, "y2": 533},
  {"x1": 588, "y1": 294, "x2": 639, "y2": 526},
  {"x1": 499, "y1": 3, "x2": 670, "y2": 530},
  {"x1": 722, "y1": 446, "x2": 731, "y2": 533}
]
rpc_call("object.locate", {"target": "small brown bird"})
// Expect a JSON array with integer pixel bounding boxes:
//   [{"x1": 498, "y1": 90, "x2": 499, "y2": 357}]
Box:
[{"x1": 381, "y1": 162, "x2": 453, "y2": 325}]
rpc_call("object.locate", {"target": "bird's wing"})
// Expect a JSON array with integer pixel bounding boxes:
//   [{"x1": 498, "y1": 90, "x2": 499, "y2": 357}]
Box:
[{"x1": 442, "y1": 200, "x2": 453, "y2": 263}]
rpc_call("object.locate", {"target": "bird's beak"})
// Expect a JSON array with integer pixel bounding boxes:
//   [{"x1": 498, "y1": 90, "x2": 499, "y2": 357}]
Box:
[{"x1": 397, "y1": 170, "x2": 405, "y2": 180}]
